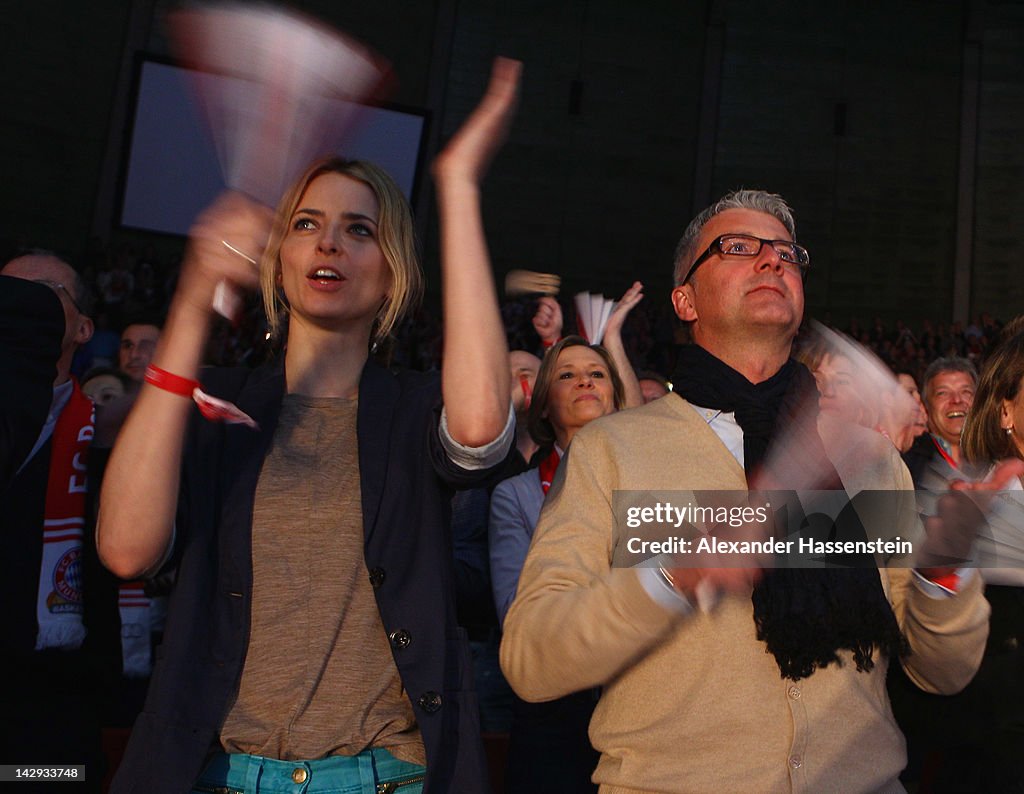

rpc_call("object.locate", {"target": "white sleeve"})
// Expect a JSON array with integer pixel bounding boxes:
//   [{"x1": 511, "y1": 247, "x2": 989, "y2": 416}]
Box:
[{"x1": 439, "y1": 401, "x2": 515, "y2": 470}]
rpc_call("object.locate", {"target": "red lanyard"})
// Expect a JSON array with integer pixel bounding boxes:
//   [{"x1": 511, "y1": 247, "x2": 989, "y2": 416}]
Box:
[
  {"x1": 538, "y1": 447, "x2": 562, "y2": 494},
  {"x1": 519, "y1": 375, "x2": 533, "y2": 410},
  {"x1": 931, "y1": 435, "x2": 958, "y2": 470}
]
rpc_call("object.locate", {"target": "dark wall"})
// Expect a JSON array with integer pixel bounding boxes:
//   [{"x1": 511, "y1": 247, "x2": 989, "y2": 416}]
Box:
[
  {"x1": 0, "y1": 0, "x2": 135, "y2": 258},
  {"x1": 974, "y1": 0, "x2": 1024, "y2": 320},
  {"x1": 430, "y1": 0, "x2": 706, "y2": 302},
  {"x1": 710, "y1": 0, "x2": 966, "y2": 327},
  {"x1": 2, "y1": 0, "x2": 1022, "y2": 328}
]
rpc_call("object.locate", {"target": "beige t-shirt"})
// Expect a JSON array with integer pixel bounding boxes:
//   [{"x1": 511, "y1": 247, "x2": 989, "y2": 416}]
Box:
[{"x1": 220, "y1": 394, "x2": 425, "y2": 764}]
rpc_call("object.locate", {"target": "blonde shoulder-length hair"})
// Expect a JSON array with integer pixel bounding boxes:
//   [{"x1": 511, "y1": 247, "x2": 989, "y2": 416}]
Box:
[{"x1": 259, "y1": 157, "x2": 423, "y2": 345}]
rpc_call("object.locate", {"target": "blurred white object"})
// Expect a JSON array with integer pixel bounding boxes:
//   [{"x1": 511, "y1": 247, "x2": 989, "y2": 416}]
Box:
[
  {"x1": 574, "y1": 292, "x2": 615, "y2": 345},
  {"x1": 167, "y1": 2, "x2": 390, "y2": 317},
  {"x1": 167, "y1": 1, "x2": 390, "y2": 206},
  {"x1": 762, "y1": 321, "x2": 917, "y2": 489},
  {"x1": 977, "y1": 484, "x2": 1024, "y2": 583}
]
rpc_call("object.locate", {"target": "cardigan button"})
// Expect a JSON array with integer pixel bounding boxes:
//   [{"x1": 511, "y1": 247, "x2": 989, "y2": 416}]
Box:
[
  {"x1": 788, "y1": 754, "x2": 802, "y2": 769},
  {"x1": 418, "y1": 691, "x2": 442, "y2": 713},
  {"x1": 389, "y1": 629, "x2": 412, "y2": 649},
  {"x1": 369, "y1": 567, "x2": 386, "y2": 588}
]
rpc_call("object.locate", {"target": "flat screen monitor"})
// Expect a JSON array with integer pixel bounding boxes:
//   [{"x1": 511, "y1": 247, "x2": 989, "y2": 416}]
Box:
[{"x1": 119, "y1": 58, "x2": 427, "y2": 236}]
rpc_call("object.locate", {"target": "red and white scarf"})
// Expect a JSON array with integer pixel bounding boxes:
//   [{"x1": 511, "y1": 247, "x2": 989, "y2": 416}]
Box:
[{"x1": 35, "y1": 379, "x2": 93, "y2": 650}]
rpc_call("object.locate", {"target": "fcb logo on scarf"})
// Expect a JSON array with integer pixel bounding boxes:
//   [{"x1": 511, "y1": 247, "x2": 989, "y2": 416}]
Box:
[{"x1": 47, "y1": 546, "x2": 84, "y2": 612}]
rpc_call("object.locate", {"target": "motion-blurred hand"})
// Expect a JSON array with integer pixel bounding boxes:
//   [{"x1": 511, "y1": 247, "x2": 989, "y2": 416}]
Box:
[
  {"x1": 432, "y1": 57, "x2": 522, "y2": 186},
  {"x1": 917, "y1": 458, "x2": 1024, "y2": 576},
  {"x1": 532, "y1": 296, "x2": 563, "y2": 347},
  {"x1": 179, "y1": 192, "x2": 273, "y2": 314}
]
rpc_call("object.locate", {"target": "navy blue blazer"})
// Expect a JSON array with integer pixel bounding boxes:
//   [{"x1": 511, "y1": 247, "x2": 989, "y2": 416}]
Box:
[{"x1": 111, "y1": 356, "x2": 495, "y2": 793}]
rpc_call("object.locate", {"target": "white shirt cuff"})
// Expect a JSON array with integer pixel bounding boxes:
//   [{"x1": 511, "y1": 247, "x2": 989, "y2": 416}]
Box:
[
  {"x1": 912, "y1": 567, "x2": 976, "y2": 598},
  {"x1": 439, "y1": 402, "x2": 515, "y2": 471},
  {"x1": 637, "y1": 564, "x2": 695, "y2": 616}
]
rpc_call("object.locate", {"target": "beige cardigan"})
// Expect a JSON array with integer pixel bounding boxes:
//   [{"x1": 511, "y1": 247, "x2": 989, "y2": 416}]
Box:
[{"x1": 501, "y1": 395, "x2": 988, "y2": 794}]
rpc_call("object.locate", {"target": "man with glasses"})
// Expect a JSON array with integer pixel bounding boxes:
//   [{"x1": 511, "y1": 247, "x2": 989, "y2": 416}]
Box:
[
  {"x1": 0, "y1": 252, "x2": 115, "y2": 790},
  {"x1": 501, "y1": 190, "x2": 990, "y2": 792}
]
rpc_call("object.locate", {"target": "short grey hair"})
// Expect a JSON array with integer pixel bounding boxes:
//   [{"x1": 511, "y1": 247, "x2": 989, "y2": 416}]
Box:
[
  {"x1": 922, "y1": 356, "x2": 978, "y2": 403},
  {"x1": 672, "y1": 189, "x2": 797, "y2": 286}
]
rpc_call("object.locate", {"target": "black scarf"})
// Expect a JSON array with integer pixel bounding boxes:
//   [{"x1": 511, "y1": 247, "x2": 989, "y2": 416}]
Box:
[{"x1": 671, "y1": 344, "x2": 904, "y2": 681}]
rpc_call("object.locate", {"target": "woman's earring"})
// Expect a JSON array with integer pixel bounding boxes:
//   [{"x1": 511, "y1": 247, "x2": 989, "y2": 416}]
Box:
[{"x1": 1007, "y1": 426, "x2": 1015, "y2": 436}]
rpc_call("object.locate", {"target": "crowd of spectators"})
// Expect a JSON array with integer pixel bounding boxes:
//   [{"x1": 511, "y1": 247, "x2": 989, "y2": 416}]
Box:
[
  {"x1": 843, "y1": 313, "x2": 1005, "y2": 387},
  {"x1": 54, "y1": 234, "x2": 1011, "y2": 391},
  {"x1": 6, "y1": 219, "x2": 1017, "y2": 793}
]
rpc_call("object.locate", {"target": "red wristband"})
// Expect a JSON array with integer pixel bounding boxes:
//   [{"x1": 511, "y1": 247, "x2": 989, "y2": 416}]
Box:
[{"x1": 145, "y1": 365, "x2": 200, "y2": 398}]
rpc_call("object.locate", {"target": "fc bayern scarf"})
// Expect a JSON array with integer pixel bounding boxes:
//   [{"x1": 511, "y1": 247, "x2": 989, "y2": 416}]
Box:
[{"x1": 35, "y1": 379, "x2": 93, "y2": 650}]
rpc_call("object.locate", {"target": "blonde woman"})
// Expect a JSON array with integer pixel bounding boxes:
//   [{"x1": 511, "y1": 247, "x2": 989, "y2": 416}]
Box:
[{"x1": 99, "y1": 59, "x2": 522, "y2": 794}]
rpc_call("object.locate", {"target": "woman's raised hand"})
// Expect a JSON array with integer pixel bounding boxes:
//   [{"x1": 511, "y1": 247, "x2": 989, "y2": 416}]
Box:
[
  {"x1": 432, "y1": 57, "x2": 522, "y2": 186},
  {"x1": 602, "y1": 281, "x2": 645, "y2": 408},
  {"x1": 434, "y1": 57, "x2": 522, "y2": 447},
  {"x1": 605, "y1": 281, "x2": 644, "y2": 340}
]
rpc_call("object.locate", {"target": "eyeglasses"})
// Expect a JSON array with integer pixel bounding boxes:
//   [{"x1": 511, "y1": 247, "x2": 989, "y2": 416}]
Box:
[
  {"x1": 33, "y1": 279, "x2": 84, "y2": 314},
  {"x1": 682, "y1": 234, "x2": 810, "y2": 284}
]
